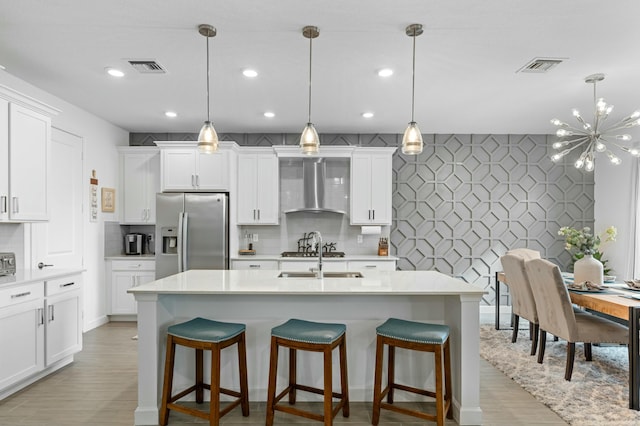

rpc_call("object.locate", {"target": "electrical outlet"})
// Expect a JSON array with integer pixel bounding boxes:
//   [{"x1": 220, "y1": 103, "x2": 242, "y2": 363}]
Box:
[
  {"x1": 357, "y1": 234, "x2": 363, "y2": 244},
  {"x1": 252, "y1": 233, "x2": 259, "y2": 242}
]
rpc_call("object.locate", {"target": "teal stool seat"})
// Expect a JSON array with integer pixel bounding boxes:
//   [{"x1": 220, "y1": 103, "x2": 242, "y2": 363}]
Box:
[
  {"x1": 168, "y1": 317, "x2": 245, "y2": 343},
  {"x1": 160, "y1": 317, "x2": 249, "y2": 426},
  {"x1": 372, "y1": 318, "x2": 452, "y2": 426},
  {"x1": 271, "y1": 318, "x2": 346, "y2": 344},
  {"x1": 376, "y1": 317, "x2": 449, "y2": 344},
  {"x1": 266, "y1": 319, "x2": 349, "y2": 425}
]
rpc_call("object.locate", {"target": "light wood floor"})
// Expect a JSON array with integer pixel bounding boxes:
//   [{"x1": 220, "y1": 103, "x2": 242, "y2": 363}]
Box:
[{"x1": 0, "y1": 322, "x2": 567, "y2": 425}]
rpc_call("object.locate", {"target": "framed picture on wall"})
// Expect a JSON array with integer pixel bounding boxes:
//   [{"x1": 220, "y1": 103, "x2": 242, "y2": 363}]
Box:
[{"x1": 101, "y1": 187, "x2": 115, "y2": 212}]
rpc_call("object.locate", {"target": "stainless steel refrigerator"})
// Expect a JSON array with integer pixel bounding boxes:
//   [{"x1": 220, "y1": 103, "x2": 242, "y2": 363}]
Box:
[{"x1": 155, "y1": 193, "x2": 229, "y2": 279}]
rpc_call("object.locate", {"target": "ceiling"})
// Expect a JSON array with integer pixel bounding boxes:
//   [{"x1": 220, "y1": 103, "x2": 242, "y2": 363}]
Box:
[{"x1": 1, "y1": 0, "x2": 640, "y2": 137}]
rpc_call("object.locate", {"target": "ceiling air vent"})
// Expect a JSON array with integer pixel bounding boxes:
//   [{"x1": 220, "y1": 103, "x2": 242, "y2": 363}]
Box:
[
  {"x1": 127, "y1": 60, "x2": 167, "y2": 74},
  {"x1": 517, "y1": 58, "x2": 564, "y2": 74}
]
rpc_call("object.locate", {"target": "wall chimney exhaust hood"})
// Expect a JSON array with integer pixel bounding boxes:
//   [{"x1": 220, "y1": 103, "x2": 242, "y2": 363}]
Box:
[{"x1": 284, "y1": 158, "x2": 346, "y2": 215}]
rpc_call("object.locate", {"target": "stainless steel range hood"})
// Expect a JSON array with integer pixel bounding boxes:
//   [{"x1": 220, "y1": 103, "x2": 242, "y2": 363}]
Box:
[{"x1": 284, "y1": 158, "x2": 346, "y2": 215}]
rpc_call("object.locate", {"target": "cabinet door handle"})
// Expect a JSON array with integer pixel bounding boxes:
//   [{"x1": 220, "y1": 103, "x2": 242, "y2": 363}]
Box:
[
  {"x1": 60, "y1": 282, "x2": 75, "y2": 288},
  {"x1": 12, "y1": 197, "x2": 18, "y2": 213},
  {"x1": 0, "y1": 195, "x2": 6, "y2": 213},
  {"x1": 257, "y1": 209, "x2": 260, "y2": 220},
  {"x1": 191, "y1": 174, "x2": 195, "y2": 187},
  {"x1": 196, "y1": 175, "x2": 200, "y2": 187},
  {"x1": 11, "y1": 291, "x2": 31, "y2": 299},
  {"x1": 372, "y1": 210, "x2": 375, "y2": 220},
  {"x1": 368, "y1": 210, "x2": 371, "y2": 220},
  {"x1": 146, "y1": 208, "x2": 150, "y2": 221},
  {"x1": 48, "y1": 304, "x2": 55, "y2": 322},
  {"x1": 37, "y1": 308, "x2": 44, "y2": 325}
]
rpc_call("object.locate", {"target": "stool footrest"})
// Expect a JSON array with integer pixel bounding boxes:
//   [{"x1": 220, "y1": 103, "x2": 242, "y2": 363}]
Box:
[
  {"x1": 380, "y1": 402, "x2": 438, "y2": 422},
  {"x1": 391, "y1": 383, "x2": 437, "y2": 399}
]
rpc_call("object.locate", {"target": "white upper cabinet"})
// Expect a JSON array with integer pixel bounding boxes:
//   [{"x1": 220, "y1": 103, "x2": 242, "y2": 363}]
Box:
[
  {"x1": 119, "y1": 147, "x2": 160, "y2": 224},
  {"x1": 159, "y1": 143, "x2": 233, "y2": 192},
  {"x1": 350, "y1": 148, "x2": 396, "y2": 225},
  {"x1": 237, "y1": 150, "x2": 279, "y2": 225},
  {"x1": 0, "y1": 86, "x2": 58, "y2": 222}
]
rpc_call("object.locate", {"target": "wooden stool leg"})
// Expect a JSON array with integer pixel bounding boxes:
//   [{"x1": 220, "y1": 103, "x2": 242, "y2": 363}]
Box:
[
  {"x1": 238, "y1": 332, "x2": 250, "y2": 417},
  {"x1": 339, "y1": 336, "x2": 349, "y2": 417},
  {"x1": 387, "y1": 344, "x2": 395, "y2": 403},
  {"x1": 289, "y1": 347, "x2": 297, "y2": 404},
  {"x1": 323, "y1": 345, "x2": 333, "y2": 426},
  {"x1": 435, "y1": 345, "x2": 445, "y2": 426},
  {"x1": 160, "y1": 335, "x2": 176, "y2": 426},
  {"x1": 372, "y1": 336, "x2": 384, "y2": 426},
  {"x1": 195, "y1": 348, "x2": 204, "y2": 403},
  {"x1": 444, "y1": 338, "x2": 453, "y2": 419},
  {"x1": 265, "y1": 336, "x2": 279, "y2": 426},
  {"x1": 209, "y1": 342, "x2": 221, "y2": 426}
]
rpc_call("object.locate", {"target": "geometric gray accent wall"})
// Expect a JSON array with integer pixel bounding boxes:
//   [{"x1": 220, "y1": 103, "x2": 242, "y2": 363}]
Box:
[{"x1": 130, "y1": 132, "x2": 594, "y2": 305}]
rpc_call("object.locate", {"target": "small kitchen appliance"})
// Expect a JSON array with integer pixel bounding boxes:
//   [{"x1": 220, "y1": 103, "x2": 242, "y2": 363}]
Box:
[
  {"x1": 125, "y1": 234, "x2": 143, "y2": 255},
  {"x1": 0, "y1": 252, "x2": 16, "y2": 276}
]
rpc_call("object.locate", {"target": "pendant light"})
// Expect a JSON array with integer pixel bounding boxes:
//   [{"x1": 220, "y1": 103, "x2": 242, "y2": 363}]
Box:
[
  {"x1": 197, "y1": 24, "x2": 219, "y2": 154},
  {"x1": 402, "y1": 23, "x2": 424, "y2": 155},
  {"x1": 300, "y1": 26, "x2": 320, "y2": 155}
]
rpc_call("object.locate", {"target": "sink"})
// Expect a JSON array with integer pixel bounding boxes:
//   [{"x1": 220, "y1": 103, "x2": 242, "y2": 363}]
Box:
[{"x1": 278, "y1": 271, "x2": 363, "y2": 278}]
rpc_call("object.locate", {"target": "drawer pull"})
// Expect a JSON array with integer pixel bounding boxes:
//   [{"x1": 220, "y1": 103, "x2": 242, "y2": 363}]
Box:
[
  {"x1": 364, "y1": 265, "x2": 377, "y2": 269},
  {"x1": 249, "y1": 264, "x2": 261, "y2": 269},
  {"x1": 11, "y1": 291, "x2": 31, "y2": 299},
  {"x1": 60, "y1": 282, "x2": 75, "y2": 288}
]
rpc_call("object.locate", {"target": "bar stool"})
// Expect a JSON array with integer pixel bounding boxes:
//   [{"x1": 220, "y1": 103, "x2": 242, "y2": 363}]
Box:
[
  {"x1": 159, "y1": 317, "x2": 249, "y2": 426},
  {"x1": 372, "y1": 318, "x2": 452, "y2": 426},
  {"x1": 265, "y1": 318, "x2": 349, "y2": 425}
]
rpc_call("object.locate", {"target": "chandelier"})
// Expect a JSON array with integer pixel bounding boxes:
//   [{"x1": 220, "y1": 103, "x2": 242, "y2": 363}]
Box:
[{"x1": 550, "y1": 73, "x2": 640, "y2": 172}]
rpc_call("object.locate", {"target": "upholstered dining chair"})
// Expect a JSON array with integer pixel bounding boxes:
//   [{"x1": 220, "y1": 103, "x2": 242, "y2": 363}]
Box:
[
  {"x1": 500, "y1": 253, "x2": 540, "y2": 355},
  {"x1": 525, "y1": 258, "x2": 628, "y2": 380},
  {"x1": 506, "y1": 248, "x2": 541, "y2": 261}
]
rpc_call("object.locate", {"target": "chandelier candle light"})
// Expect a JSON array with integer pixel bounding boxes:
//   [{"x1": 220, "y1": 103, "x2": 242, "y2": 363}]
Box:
[
  {"x1": 300, "y1": 26, "x2": 320, "y2": 155},
  {"x1": 197, "y1": 24, "x2": 219, "y2": 154},
  {"x1": 401, "y1": 23, "x2": 424, "y2": 155},
  {"x1": 550, "y1": 73, "x2": 640, "y2": 172}
]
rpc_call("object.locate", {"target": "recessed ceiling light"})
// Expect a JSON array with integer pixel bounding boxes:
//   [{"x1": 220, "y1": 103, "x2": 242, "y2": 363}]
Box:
[
  {"x1": 378, "y1": 69, "x2": 393, "y2": 77},
  {"x1": 243, "y1": 69, "x2": 258, "y2": 78},
  {"x1": 106, "y1": 67, "x2": 125, "y2": 77},
  {"x1": 362, "y1": 112, "x2": 374, "y2": 118},
  {"x1": 165, "y1": 111, "x2": 177, "y2": 118},
  {"x1": 264, "y1": 112, "x2": 275, "y2": 118},
  {"x1": 0, "y1": 64, "x2": 5, "y2": 71}
]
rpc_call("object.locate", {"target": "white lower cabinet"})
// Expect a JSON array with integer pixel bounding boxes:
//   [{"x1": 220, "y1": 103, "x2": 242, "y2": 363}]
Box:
[
  {"x1": 230, "y1": 260, "x2": 279, "y2": 270},
  {"x1": 0, "y1": 272, "x2": 82, "y2": 399},
  {"x1": 108, "y1": 259, "x2": 156, "y2": 315},
  {"x1": 347, "y1": 260, "x2": 396, "y2": 271}
]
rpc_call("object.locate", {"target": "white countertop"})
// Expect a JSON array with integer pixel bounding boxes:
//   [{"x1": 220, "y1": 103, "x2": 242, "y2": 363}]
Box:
[
  {"x1": 232, "y1": 254, "x2": 399, "y2": 261},
  {"x1": 105, "y1": 255, "x2": 156, "y2": 260},
  {"x1": 128, "y1": 269, "x2": 484, "y2": 296},
  {"x1": 0, "y1": 268, "x2": 85, "y2": 288}
]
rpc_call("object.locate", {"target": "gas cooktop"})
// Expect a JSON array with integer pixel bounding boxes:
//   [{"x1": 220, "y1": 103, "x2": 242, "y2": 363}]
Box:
[{"x1": 281, "y1": 251, "x2": 345, "y2": 258}]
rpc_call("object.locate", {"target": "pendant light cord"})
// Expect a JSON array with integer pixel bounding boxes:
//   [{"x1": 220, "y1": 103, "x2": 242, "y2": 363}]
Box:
[
  {"x1": 308, "y1": 35, "x2": 313, "y2": 123},
  {"x1": 410, "y1": 29, "x2": 416, "y2": 123},
  {"x1": 206, "y1": 35, "x2": 211, "y2": 122}
]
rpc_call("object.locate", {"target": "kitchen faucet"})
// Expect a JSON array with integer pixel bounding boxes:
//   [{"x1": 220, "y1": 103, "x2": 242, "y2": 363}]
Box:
[{"x1": 309, "y1": 231, "x2": 323, "y2": 279}]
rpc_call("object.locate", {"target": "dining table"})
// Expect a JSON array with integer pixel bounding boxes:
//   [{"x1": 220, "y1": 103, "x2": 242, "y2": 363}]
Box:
[{"x1": 495, "y1": 271, "x2": 640, "y2": 410}]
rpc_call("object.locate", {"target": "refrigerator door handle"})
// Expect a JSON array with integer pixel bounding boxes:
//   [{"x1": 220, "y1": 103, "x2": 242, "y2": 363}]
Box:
[
  {"x1": 177, "y1": 212, "x2": 184, "y2": 272},
  {"x1": 181, "y1": 212, "x2": 189, "y2": 272}
]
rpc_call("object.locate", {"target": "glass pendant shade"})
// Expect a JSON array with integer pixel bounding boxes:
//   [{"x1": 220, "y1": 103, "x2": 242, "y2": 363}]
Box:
[
  {"x1": 197, "y1": 120, "x2": 219, "y2": 153},
  {"x1": 402, "y1": 121, "x2": 423, "y2": 155},
  {"x1": 300, "y1": 122, "x2": 319, "y2": 155}
]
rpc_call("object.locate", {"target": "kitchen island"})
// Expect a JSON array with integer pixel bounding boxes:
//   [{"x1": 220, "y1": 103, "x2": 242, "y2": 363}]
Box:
[{"x1": 129, "y1": 269, "x2": 485, "y2": 425}]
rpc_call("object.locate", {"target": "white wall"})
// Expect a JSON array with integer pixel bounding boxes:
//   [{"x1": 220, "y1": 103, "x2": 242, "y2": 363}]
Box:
[
  {"x1": 0, "y1": 69, "x2": 128, "y2": 331},
  {"x1": 595, "y1": 155, "x2": 636, "y2": 279}
]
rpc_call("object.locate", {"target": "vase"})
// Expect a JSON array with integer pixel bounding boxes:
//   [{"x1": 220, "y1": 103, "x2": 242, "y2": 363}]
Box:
[{"x1": 574, "y1": 254, "x2": 604, "y2": 285}]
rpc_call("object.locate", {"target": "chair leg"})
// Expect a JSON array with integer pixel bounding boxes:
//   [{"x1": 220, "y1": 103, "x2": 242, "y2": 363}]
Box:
[
  {"x1": 530, "y1": 323, "x2": 539, "y2": 356},
  {"x1": 238, "y1": 332, "x2": 250, "y2": 417},
  {"x1": 584, "y1": 342, "x2": 592, "y2": 361},
  {"x1": 209, "y1": 343, "x2": 221, "y2": 426},
  {"x1": 372, "y1": 337, "x2": 384, "y2": 426},
  {"x1": 529, "y1": 322, "x2": 534, "y2": 340},
  {"x1": 160, "y1": 335, "x2": 176, "y2": 426},
  {"x1": 444, "y1": 338, "x2": 453, "y2": 420},
  {"x1": 387, "y1": 345, "x2": 395, "y2": 403},
  {"x1": 565, "y1": 342, "x2": 576, "y2": 381},
  {"x1": 195, "y1": 348, "x2": 204, "y2": 403},
  {"x1": 512, "y1": 314, "x2": 520, "y2": 343},
  {"x1": 266, "y1": 336, "x2": 279, "y2": 426},
  {"x1": 537, "y1": 330, "x2": 547, "y2": 364},
  {"x1": 288, "y1": 347, "x2": 297, "y2": 404},
  {"x1": 435, "y1": 345, "x2": 445, "y2": 426},
  {"x1": 339, "y1": 337, "x2": 349, "y2": 417},
  {"x1": 323, "y1": 345, "x2": 333, "y2": 426}
]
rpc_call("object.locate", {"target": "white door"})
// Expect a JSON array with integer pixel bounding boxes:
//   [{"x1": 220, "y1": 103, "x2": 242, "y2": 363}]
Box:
[{"x1": 33, "y1": 128, "x2": 83, "y2": 269}]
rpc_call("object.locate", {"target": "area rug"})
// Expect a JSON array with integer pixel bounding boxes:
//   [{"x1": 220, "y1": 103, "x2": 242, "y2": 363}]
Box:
[{"x1": 480, "y1": 325, "x2": 640, "y2": 425}]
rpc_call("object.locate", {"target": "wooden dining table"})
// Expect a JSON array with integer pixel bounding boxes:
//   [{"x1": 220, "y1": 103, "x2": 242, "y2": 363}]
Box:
[{"x1": 495, "y1": 271, "x2": 640, "y2": 410}]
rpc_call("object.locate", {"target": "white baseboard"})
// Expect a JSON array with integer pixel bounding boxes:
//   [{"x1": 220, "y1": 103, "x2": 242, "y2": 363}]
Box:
[{"x1": 84, "y1": 315, "x2": 109, "y2": 332}]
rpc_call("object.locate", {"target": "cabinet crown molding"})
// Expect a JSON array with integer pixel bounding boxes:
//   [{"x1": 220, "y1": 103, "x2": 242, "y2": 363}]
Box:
[
  {"x1": 0, "y1": 84, "x2": 60, "y2": 116},
  {"x1": 154, "y1": 140, "x2": 239, "y2": 151}
]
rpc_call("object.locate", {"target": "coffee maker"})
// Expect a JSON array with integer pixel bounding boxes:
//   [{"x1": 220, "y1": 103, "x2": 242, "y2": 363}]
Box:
[{"x1": 125, "y1": 233, "x2": 143, "y2": 255}]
